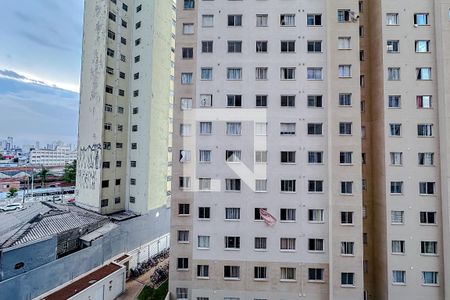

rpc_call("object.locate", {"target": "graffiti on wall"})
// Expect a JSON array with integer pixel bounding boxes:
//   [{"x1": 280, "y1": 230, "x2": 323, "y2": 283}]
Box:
[{"x1": 77, "y1": 144, "x2": 102, "y2": 190}]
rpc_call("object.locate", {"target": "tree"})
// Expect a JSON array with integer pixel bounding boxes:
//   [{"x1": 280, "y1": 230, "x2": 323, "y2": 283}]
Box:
[
  {"x1": 63, "y1": 160, "x2": 77, "y2": 184},
  {"x1": 36, "y1": 167, "x2": 51, "y2": 188},
  {"x1": 7, "y1": 188, "x2": 18, "y2": 198}
]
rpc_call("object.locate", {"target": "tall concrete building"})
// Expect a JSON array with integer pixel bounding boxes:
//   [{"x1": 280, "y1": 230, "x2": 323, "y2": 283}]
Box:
[
  {"x1": 170, "y1": 0, "x2": 450, "y2": 299},
  {"x1": 76, "y1": 0, "x2": 175, "y2": 215}
]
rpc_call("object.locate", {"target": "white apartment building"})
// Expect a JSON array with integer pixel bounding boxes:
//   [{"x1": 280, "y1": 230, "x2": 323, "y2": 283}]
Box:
[
  {"x1": 29, "y1": 146, "x2": 77, "y2": 166},
  {"x1": 170, "y1": 0, "x2": 450, "y2": 299},
  {"x1": 170, "y1": 0, "x2": 363, "y2": 299},
  {"x1": 75, "y1": 0, "x2": 175, "y2": 215}
]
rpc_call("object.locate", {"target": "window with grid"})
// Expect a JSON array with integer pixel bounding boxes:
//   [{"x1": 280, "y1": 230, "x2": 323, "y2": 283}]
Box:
[
  {"x1": 341, "y1": 242, "x2": 354, "y2": 255},
  {"x1": 226, "y1": 122, "x2": 241, "y2": 135},
  {"x1": 256, "y1": 14, "x2": 268, "y2": 27},
  {"x1": 338, "y1": 37, "x2": 351, "y2": 49},
  {"x1": 308, "y1": 180, "x2": 323, "y2": 192},
  {"x1": 178, "y1": 230, "x2": 189, "y2": 243},
  {"x1": 339, "y1": 93, "x2": 352, "y2": 106},
  {"x1": 391, "y1": 211, "x2": 404, "y2": 224},
  {"x1": 176, "y1": 288, "x2": 188, "y2": 299},
  {"x1": 281, "y1": 95, "x2": 295, "y2": 107},
  {"x1": 227, "y1": 95, "x2": 242, "y2": 107},
  {"x1": 307, "y1": 40, "x2": 322, "y2": 52},
  {"x1": 390, "y1": 181, "x2": 403, "y2": 194},
  {"x1": 198, "y1": 235, "x2": 210, "y2": 248},
  {"x1": 255, "y1": 67, "x2": 268, "y2": 80},
  {"x1": 198, "y1": 178, "x2": 211, "y2": 190},
  {"x1": 308, "y1": 151, "x2": 323, "y2": 164},
  {"x1": 308, "y1": 239, "x2": 324, "y2": 251},
  {"x1": 280, "y1": 67, "x2": 295, "y2": 80},
  {"x1": 228, "y1": 15, "x2": 242, "y2": 26},
  {"x1": 255, "y1": 179, "x2": 267, "y2": 192},
  {"x1": 280, "y1": 209, "x2": 296, "y2": 221},
  {"x1": 224, "y1": 266, "x2": 240, "y2": 279},
  {"x1": 390, "y1": 152, "x2": 402, "y2": 165},
  {"x1": 280, "y1": 14, "x2": 295, "y2": 26},
  {"x1": 341, "y1": 212, "x2": 354, "y2": 224},
  {"x1": 226, "y1": 150, "x2": 241, "y2": 162},
  {"x1": 197, "y1": 265, "x2": 209, "y2": 278},
  {"x1": 177, "y1": 258, "x2": 189, "y2": 270},
  {"x1": 307, "y1": 67, "x2": 323, "y2": 80},
  {"x1": 281, "y1": 151, "x2": 296, "y2": 163},
  {"x1": 416, "y1": 95, "x2": 432, "y2": 108},
  {"x1": 308, "y1": 209, "x2": 324, "y2": 222},
  {"x1": 387, "y1": 40, "x2": 399, "y2": 53},
  {"x1": 423, "y1": 272, "x2": 438, "y2": 285},
  {"x1": 307, "y1": 95, "x2": 323, "y2": 107},
  {"x1": 421, "y1": 241, "x2": 437, "y2": 255},
  {"x1": 308, "y1": 268, "x2": 324, "y2": 281},
  {"x1": 308, "y1": 123, "x2": 323, "y2": 135},
  {"x1": 419, "y1": 182, "x2": 435, "y2": 195},
  {"x1": 227, "y1": 68, "x2": 242, "y2": 80},
  {"x1": 392, "y1": 271, "x2": 405, "y2": 284},
  {"x1": 418, "y1": 124, "x2": 433, "y2": 136},
  {"x1": 392, "y1": 240, "x2": 405, "y2": 254},
  {"x1": 420, "y1": 211, "x2": 436, "y2": 224},
  {"x1": 225, "y1": 208, "x2": 240, "y2": 220},
  {"x1": 388, "y1": 95, "x2": 401, "y2": 108},
  {"x1": 255, "y1": 151, "x2": 268, "y2": 163},
  {"x1": 281, "y1": 41, "x2": 295, "y2": 52},
  {"x1": 281, "y1": 180, "x2": 296, "y2": 192},
  {"x1": 388, "y1": 67, "x2": 400, "y2": 80},
  {"x1": 280, "y1": 267, "x2": 296, "y2": 280},
  {"x1": 256, "y1": 41, "x2": 268, "y2": 53},
  {"x1": 254, "y1": 266, "x2": 267, "y2": 279},
  {"x1": 254, "y1": 237, "x2": 267, "y2": 249},
  {"x1": 307, "y1": 14, "x2": 322, "y2": 26},
  {"x1": 256, "y1": 95, "x2": 268, "y2": 107},
  {"x1": 225, "y1": 179, "x2": 241, "y2": 191},
  {"x1": 228, "y1": 41, "x2": 242, "y2": 53}
]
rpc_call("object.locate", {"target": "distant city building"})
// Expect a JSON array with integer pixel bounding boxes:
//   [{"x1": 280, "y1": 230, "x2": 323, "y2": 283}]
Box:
[{"x1": 29, "y1": 146, "x2": 76, "y2": 166}]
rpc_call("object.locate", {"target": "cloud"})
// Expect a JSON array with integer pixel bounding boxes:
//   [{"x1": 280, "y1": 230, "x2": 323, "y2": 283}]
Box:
[{"x1": 0, "y1": 69, "x2": 79, "y2": 93}]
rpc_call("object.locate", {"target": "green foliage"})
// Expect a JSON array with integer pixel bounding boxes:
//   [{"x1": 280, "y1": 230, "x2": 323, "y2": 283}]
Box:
[
  {"x1": 63, "y1": 160, "x2": 77, "y2": 183},
  {"x1": 137, "y1": 281, "x2": 168, "y2": 300},
  {"x1": 36, "y1": 167, "x2": 51, "y2": 188},
  {"x1": 7, "y1": 188, "x2": 18, "y2": 198}
]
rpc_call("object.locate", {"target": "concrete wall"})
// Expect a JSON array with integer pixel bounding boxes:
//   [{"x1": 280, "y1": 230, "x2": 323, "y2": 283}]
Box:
[{"x1": 0, "y1": 206, "x2": 170, "y2": 300}]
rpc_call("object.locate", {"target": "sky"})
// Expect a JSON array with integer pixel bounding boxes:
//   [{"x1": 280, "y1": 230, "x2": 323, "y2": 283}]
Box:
[{"x1": 0, "y1": 0, "x2": 84, "y2": 147}]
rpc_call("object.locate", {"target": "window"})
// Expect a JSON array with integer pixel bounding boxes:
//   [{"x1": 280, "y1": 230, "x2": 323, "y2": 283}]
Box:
[
  {"x1": 198, "y1": 207, "x2": 210, "y2": 219},
  {"x1": 129, "y1": 196, "x2": 135, "y2": 203},
  {"x1": 180, "y1": 124, "x2": 191, "y2": 136},
  {"x1": 107, "y1": 30, "x2": 115, "y2": 40},
  {"x1": 280, "y1": 123, "x2": 296, "y2": 135},
  {"x1": 134, "y1": 55, "x2": 140, "y2": 63},
  {"x1": 308, "y1": 95, "x2": 323, "y2": 108},
  {"x1": 105, "y1": 85, "x2": 113, "y2": 94},
  {"x1": 225, "y1": 179, "x2": 241, "y2": 191},
  {"x1": 414, "y1": 13, "x2": 429, "y2": 26},
  {"x1": 109, "y1": 12, "x2": 116, "y2": 22},
  {"x1": 131, "y1": 125, "x2": 138, "y2": 132},
  {"x1": 198, "y1": 178, "x2": 211, "y2": 191},
  {"x1": 389, "y1": 124, "x2": 401, "y2": 136},
  {"x1": 226, "y1": 122, "x2": 241, "y2": 136},
  {"x1": 307, "y1": 14, "x2": 322, "y2": 26},
  {"x1": 116, "y1": 161, "x2": 122, "y2": 167},
  {"x1": 280, "y1": 209, "x2": 296, "y2": 222},
  {"x1": 390, "y1": 181, "x2": 403, "y2": 194},
  {"x1": 390, "y1": 152, "x2": 403, "y2": 165},
  {"x1": 122, "y1": 19, "x2": 127, "y2": 28},
  {"x1": 340, "y1": 152, "x2": 353, "y2": 164},
  {"x1": 280, "y1": 67, "x2": 295, "y2": 80},
  {"x1": 281, "y1": 41, "x2": 295, "y2": 53},
  {"x1": 201, "y1": 41, "x2": 213, "y2": 53},
  {"x1": 181, "y1": 73, "x2": 193, "y2": 84},
  {"x1": 419, "y1": 152, "x2": 434, "y2": 166},
  {"x1": 308, "y1": 123, "x2": 323, "y2": 135},
  {"x1": 338, "y1": 37, "x2": 351, "y2": 49},
  {"x1": 199, "y1": 122, "x2": 212, "y2": 135},
  {"x1": 280, "y1": 238, "x2": 296, "y2": 250},
  {"x1": 177, "y1": 258, "x2": 189, "y2": 270},
  {"x1": 341, "y1": 273, "x2": 355, "y2": 286},
  {"x1": 418, "y1": 124, "x2": 433, "y2": 137},
  {"x1": 199, "y1": 150, "x2": 211, "y2": 163},
  {"x1": 182, "y1": 47, "x2": 194, "y2": 59},
  {"x1": 225, "y1": 150, "x2": 241, "y2": 163},
  {"x1": 183, "y1": 23, "x2": 194, "y2": 34},
  {"x1": 228, "y1": 15, "x2": 242, "y2": 26},
  {"x1": 308, "y1": 180, "x2": 324, "y2": 192},
  {"x1": 307, "y1": 67, "x2": 323, "y2": 80},
  {"x1": 179, "y1": 204, "x2": 190, "y2": 215},
  {"x1": 386, "y1": 13, "x2": 399, "y2": 25},
  {"x1": 280, "y1": 14, "x2": 295, "y2": 26},
  {"x1": 197, "y1": 265, "x2": 209, "y2": 278},
  {"x1": 392, "y1": 271, "x2": 406, "y2": 284},
  {"x1": 227, "y1": 68, "x2": 242, "y2": 80},
  {"x1": 255, "y1": 151, "x2": 268, "y2": 163},
  {"x1": 255, "y1": 179, "x2": 267, "y2": 192},
  {"x1": 103, "y1": 142, "x2": 111, "y2": 150},
  {"x1": 280, "y1": 267, "x2": 296, "y2": 281},
  {"x1": 308, "y1": 268, "x2": 324, "y2": 281},
  {"x1": 419, "y1": 182, "x2": 435, "y2": 195},
  {"x1": 308, "y1": 151, "x2": 323, "y2": 164},
  {"x1": 100, "y1": 199, "x2": 108, "y2": 207},
  {"x1": 341, "y1": 212, "x2": 354, "y2": 225},
  {"x1": 183, "y1": 0, "x2": 194, "y2": 9},
  {"x1": 253, "y1": 123, "x2": 268, "y2": 137},
  {"x1": 392, "y1": 240, "x2": 405, "y2": 254},
  {"x1": 308, "y1": 239, "x2": 324, "y2": 252},
  {"x1": 135, "y1": 21, "x2": 141, "y2": 29},
  {"x1": 256, "y1": 41, "x2": 268, "y2": 53},
  {"x1": 341, "y1": 242, "x2": 355, "y2": 255},
  {"x1": 132, "y1": 107, "x2": 139, "y2": 114},
  {"x1": 227, "y1": 95, "x2": 242, "y2": 107},
  {"x1": 255, "y1": 67, "x2": 268, "y2": 80},
  {"x1": 417, "y1": 67, "x2": 432, "y2": 80},
  {"x1": 281, "y1": 95, "x2": 295, "y2": 107},
  {"x1": 107, "y1": 48, "x2": 115, "y2": 57},
  {"x1": 120, "y1": 54, "x2": 126, "y2": 62},
  {"x1": 130, "y1": 160, "x2": 137, "y2": 167},
  {"x1": 388, "y1": 67, "x2": 400, "y2": 81},
  {"x1": 178, "y1": 230, "x2": 189, "y2": 243},
  {"x1": 309, "y1": 209, "x2": 324, "y2": 222},
  {"x1": 388, "y1": 95, "x2": 401, "y2": 108},
  {"x1": 420, "y1": 211, "x2": 436, "y2": 224},
  {"x1": 339, "y1": 93, "x2": 352, "y2": 106},
  {"x1": 387, "y1": 40, "x2": 400, "y2": 53},
  {"x1": 281, "y1": 180, "x2": 296, "y2": 192},
  {"x1": 341, "y1": 181, "x2": 353, "y2": 194},
  {"x1": 179, "y1": 176, "x2": 191, "y2": 189},
  {"x1": 254, "y1": 237, "x2": 267, "y2": 250},
  {"x1": 307, "y1": 40, "x2": 322, "y2": 53},
  {"x1": 224, "y1": 266, "x2": 240, "y2": 279},
  {"x1": 256, "y1": 95, "x2": 267, "y2": 107},
  {"x1": 102, "y1": 162, "x2": 110, "y2": 169},
  {"x1": 102, "y1": 180, "x2": 109, "y2": 188},
  {"x1": 415, "y1": 40, "x2": 430, "y2": 53},
  {"x1": 256, "y1": 14, "x2": 268, "y2": 27},
  {"x1": 104, "y1": 104, "x2": 113, "y2": 112},
  {"x1": 417, "y1": 95, "x2": 432, "y2": 108},
  {"x1": 421, "y1": 241, "x2": 437, "y2": 255},
  {"x1": 225, "y1": 208, "x2": 240, "y2": 220},
  {"x1": 423, "y1": 272, "x2": 438, "y2": 285},
  {"x1": 202, "y1": 15, "x2": 214, "y2": 27},
  {"x1": 176, "y1": 288, "x2": 188, "y2": 299},
  {"x1": 281, "y1": 151, "x2": 296, "y2": 163},
  {"x1": 228, "y1": 41, "x2": 242, "y2": 53},
  {"x1": 339, "y1": 122, "x2": 352, "y2": 135},
  {"x1": 181, "y1": 98, "x2": 193, "y2": 110},
  {"x1": 198, "y1": 235, "x2": 210, "y2": 249},
  {"x1": 199, "y1": 94, "x2": 212, "y2": 107},
  {"x1": 339, "y1": 65, "x2": 352, "y2": 78},
  {"x1": 254, "y1": 267, "x2": 267, "y2": 280},
  {"x1": 337, "y1": 9, "x2": 351, "y2": 22}
]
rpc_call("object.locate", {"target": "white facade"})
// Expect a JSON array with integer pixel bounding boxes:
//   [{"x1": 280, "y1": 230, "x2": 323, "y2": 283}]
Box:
[{"x1": 29, "y1": 146, "x2": 76, "y2": 166}]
